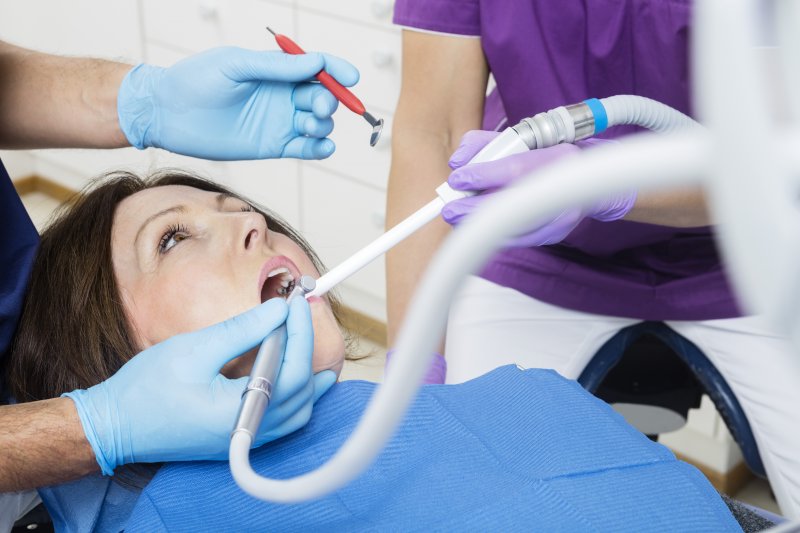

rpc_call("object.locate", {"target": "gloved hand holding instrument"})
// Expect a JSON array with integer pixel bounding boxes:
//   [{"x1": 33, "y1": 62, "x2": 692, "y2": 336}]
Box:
[
  {"x1": 442, "y1": 131, "x2": 638, "y2": 247},
  {"x1": 117, "y1": 47, "x2": 360, "y2": 160},
  {"x1": 65, "y1": 297, "x2": 336, "y2": 475}
]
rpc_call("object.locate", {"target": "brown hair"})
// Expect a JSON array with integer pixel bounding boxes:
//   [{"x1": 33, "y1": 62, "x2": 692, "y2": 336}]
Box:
[{"x1": 7, "y1": 169, "x2": 347, "y2": 403}]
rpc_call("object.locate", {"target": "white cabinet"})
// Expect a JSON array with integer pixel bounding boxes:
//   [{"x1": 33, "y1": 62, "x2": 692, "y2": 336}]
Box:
[
  {"x1": 301, "y1": 166, "x2": 387, "y2": 309},
  {"x1": 0, "y1": 1, "x2": 142, "y2": 59},
  {"x1": 141, "y1": 0, "x2": 294, "y2": 54},
  {"x1": 0, "y1": 1, "x2": 148, "y2": 189},
  {"x1": 296, "y1": 0, "x2": 396, "y2": 30}
]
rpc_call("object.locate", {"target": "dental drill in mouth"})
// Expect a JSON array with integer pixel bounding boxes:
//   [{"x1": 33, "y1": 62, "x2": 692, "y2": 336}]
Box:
[{"x1": 233, "y1": 275, "x2": 317, "y2": 440}]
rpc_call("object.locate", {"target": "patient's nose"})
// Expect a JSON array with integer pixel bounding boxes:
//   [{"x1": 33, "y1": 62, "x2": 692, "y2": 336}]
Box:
[
  {"x1": 243, "y1": 228, "x2": 258, "y2": 250},
  {"x1": 239, "y1": 213, "x2": 266, "y2": 251}
]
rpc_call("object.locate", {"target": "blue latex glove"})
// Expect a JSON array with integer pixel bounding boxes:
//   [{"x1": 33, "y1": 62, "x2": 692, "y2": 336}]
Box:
[
  {"x1": 64, "y1": 297, "x2": 336, "y2": 475},
  {"x1": 442, "y1": 131, "x2": 637, "y2": 247},
  {"x1": 117, "y1": 47, "x2": 360, "y2": 161}
]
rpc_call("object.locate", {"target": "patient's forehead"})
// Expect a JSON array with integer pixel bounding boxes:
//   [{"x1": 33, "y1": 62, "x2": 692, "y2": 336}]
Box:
[
  {"x1": 114, "y1": 185, "x2": 215, "y2": 238},
  {"x1": 119, "y1": 185, "x2": 213, "y2": 217}
]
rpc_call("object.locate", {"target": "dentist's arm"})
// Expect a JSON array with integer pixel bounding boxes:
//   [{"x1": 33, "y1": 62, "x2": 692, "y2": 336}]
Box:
[
  {"x1": 0, "y1": 298, "x2": 333, "y2": 490},
  {"x1": 0, "y1": 39, "x2": 359, "y2": 160},
  {"x1": 385, "y1": 30, "x2": 488, "y2": 346},
  {"x1": 0, "y1": 40, "x2": 129, "y2": 149},
  {"x1": 0, "y1": 399, "x2": 98, "y2": 491}
]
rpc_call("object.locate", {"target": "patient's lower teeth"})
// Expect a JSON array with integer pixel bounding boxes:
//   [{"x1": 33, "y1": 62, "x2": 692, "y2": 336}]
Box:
[{"x1": 277, "y1": 280, "x2": 296, "y2": 296}]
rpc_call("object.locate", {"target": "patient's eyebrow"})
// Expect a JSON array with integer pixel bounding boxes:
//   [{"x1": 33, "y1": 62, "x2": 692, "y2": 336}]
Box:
[
  {"x1": 215, "y1": 192, "x2": 236, "y2": 209},
  {"x1": 134, "y1": 205, "x2": 186, "y2": 246}
]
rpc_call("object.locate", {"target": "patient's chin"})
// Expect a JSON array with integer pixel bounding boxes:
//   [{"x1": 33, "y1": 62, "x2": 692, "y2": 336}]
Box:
[{"x1": 312, "y1": 350, "x2": 345, "y2": 377}]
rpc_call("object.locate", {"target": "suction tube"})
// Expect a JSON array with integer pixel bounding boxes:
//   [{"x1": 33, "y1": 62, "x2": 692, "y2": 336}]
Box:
[
  {"x1": 230, "y1": 97, "x2": 701, "y2": 503},
  {"x1": 306, "y1": 95, "x2": 697, "y2": 300}
]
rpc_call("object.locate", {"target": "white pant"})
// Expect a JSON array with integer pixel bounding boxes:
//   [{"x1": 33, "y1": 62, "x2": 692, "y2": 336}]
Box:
[
  {"x1": 0, "y1": 491, "x2": 40, "y2": 532},
  {"x1": 445, "y1": 276, "x2": 800, "y2": 519}
]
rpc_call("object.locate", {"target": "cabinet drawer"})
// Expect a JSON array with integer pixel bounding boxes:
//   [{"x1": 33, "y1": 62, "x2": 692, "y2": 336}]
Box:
[
  {"x1": 301, "y1": 167, "x2": 387, "y2": 302},
  {"x1": 296, "y1": 0, "x2": 395, "y2": 30},
  {"x1": 297, "y1": 12, "x2": 400, "y2": 115},
  {"x1": 142, "y1": 0, "x2": 293, "y2": 53}
]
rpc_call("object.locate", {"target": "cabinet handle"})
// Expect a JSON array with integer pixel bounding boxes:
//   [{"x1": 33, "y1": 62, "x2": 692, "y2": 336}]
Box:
[
  {"x1": 198, "y1": 0, "x2": 220, "y2": 20},
  {"x1": 371, "y1": 212, "x2": 386, "y2": 228},
  {"x1": 370, "y1": 0, "x2": 394, "y2": 20},
  {"x1": 371, "y1": 50, "x2": 394, "y2": 68}
]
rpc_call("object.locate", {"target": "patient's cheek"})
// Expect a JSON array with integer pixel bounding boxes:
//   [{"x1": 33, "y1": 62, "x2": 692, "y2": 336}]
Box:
[{"x1": 310, "y1": 301, "x2": 345, "y2": 376}]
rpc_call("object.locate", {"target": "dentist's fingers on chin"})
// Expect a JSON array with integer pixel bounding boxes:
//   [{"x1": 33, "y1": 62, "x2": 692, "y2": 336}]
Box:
[
  {"x1": 189, "y1": 298, "x2": 289, "y2": 374},
  {"x1": 254, "y1": 395, "x2": 315, "y2": 446},
  {"x1": 294, "y1": 111, "x2": 334, "y2": 138},
  {"x1": 293, "y1": 83, "x2": 338, "y2": 117},
  {"x1": 266, "y1": 297, "x2": 314, "y2": 402},
  {"x1": 282, "y1": 137, "x2": 335, "y2": 159},
  {"x1": 312, "y1": 371, "x2": 337, "y2": 403},
  {"x1": 261, "y1": 379, "x2": 314, "y2": 427}
]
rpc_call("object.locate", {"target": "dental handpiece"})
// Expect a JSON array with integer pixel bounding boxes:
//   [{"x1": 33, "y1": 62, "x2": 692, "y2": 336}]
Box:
[
  {"x1": 308, "y1": 96, "x2": 696, "y2": 299},
  {"x1": 233, "y1": 275, "x2": 317, "y2": 439}
]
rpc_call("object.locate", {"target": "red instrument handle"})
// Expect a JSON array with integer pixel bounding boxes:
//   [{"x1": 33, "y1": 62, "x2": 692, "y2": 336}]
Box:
[{"x1": 273, "y1": 33, "x2": 366, "y2": 116}]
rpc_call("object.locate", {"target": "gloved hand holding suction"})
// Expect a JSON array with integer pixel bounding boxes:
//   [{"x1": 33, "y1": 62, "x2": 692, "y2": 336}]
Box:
[
  {"x1": 117, "y1": 47, "x2": 360, "y2": 161},
  {"x1": 442, "y1": 131, "x2": 638, "y2": 247},
  {"x1": 64, "y1": 297, "x2": 336, "y2": 475}
]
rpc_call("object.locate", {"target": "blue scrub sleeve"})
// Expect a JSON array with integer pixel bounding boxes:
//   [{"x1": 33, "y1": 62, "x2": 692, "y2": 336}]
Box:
[
  {"x1": 0, "y1": 160, "x2": 38, "y2": 392},
  {"x1": 393, "y1": 0, "x2": 481, "y2": 36}
]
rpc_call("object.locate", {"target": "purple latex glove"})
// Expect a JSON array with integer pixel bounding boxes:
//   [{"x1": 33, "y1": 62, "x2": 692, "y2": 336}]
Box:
[
  {"x1": 442, "y1": 131, "x2": 637, "y2": 247},
  {"x1": 384, "y1": 350, "x2": 447, "y2": 385}
]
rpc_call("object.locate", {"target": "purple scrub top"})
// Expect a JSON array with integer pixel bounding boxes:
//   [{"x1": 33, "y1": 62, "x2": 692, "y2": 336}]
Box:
[{"x1": 394, "y1": 0, "x2": 742, "y2": 320}]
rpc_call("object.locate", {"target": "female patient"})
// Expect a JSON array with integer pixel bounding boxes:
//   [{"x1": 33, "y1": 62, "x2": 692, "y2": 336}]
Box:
[
  {"x1": 7, "y1": 171, "x2": 743, "y2": 531},
  {"x1": 9, "y1": 170, "x2": 346, "y2": 404}
]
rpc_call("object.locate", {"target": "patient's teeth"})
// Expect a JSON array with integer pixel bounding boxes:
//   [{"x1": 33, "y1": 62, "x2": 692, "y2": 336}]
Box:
[{"x1": 267, "y1": 267, "x2": 289, "y2": 278}]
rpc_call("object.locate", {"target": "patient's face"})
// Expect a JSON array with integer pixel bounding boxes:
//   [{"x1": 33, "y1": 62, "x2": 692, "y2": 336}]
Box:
[{"x1": 111, "y1": 185, "x2": 345, "y2": 377}]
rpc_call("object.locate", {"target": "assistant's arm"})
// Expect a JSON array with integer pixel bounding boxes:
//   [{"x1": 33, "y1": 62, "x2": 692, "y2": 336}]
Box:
[
  {"x1": 0, "y1": 40, "x2": 129, "y2": 149},
  {"x1": 625, "y1": 189, "x2": 711, "y2": 227},
  {"x1": 385, "y1": 31, "x2": 488, "y2": 345},
  {"x1": 0, "y1": 398, "x2": 98, "y2": 491}
]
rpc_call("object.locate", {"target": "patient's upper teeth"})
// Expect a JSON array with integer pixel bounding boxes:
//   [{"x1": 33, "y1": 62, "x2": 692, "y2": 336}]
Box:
[{"x1": 267, "y1": 267, "x2": 289, "y2": 278}]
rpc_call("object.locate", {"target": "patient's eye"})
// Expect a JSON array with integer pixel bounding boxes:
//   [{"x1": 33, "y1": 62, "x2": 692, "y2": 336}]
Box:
[
  {"x1": 158, "y1": 224, "x2": 190, "y2": 254},
  {"x1": 240, "y1": 204, "x2": 255, "y2": 213}
]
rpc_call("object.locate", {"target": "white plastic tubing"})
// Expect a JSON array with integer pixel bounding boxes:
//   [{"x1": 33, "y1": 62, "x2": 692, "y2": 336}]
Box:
[
  {"x1": 600, "y1": 95, "x2": 699, "y2": 134},
  {"x1": 229, "y1": 131, "x2": 710, "y2": 503}
]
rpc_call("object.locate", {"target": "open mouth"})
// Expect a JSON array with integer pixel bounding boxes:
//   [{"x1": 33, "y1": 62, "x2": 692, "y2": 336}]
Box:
[{"x1": 262, "y1": 267, "x2": 295, "y2": 302}]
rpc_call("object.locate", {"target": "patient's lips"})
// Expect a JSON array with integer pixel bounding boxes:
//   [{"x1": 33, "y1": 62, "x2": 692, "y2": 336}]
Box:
[{"x1": 258, "y1": 257, "x2": 301, "y2": 302}]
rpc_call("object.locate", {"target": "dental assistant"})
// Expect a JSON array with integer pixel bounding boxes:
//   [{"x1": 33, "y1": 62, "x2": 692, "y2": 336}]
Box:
[
  {"x1": 0, "y1": 39, "x2": 358, "y2": 494},
  {"x1": 387, "y1": 0, "x2": 800, "y2": 518}
]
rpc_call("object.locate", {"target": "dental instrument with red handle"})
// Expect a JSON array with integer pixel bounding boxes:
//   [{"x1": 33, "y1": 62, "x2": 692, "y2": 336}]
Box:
[{"x1": 267, "y1": 27, "x2": 384, "y2": 147}]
